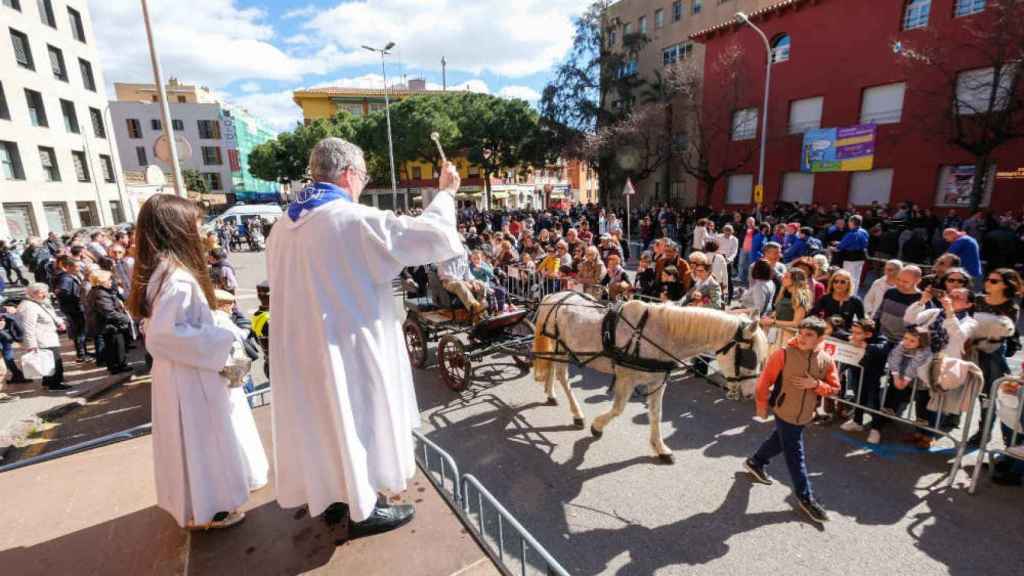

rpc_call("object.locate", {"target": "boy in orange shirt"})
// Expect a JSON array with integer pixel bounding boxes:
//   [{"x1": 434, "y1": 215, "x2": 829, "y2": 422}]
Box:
[{"x1": 744, "y1": 316, "x2": 840, "y2": 524}]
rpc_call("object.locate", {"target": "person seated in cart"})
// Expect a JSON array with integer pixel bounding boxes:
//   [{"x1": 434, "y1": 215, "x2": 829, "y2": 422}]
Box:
[{"x1": 437, "y1": 251, "x2": 488, "y2": 318}]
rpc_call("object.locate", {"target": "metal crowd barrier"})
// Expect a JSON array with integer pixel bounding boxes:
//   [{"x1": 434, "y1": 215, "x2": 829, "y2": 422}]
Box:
[
  {"x1": 413, "y1": 430, "x2": 571, "y2": 576},
  {"x1": 822, "y1": 338, "x2": 980, "y2": 485},
  {"x1": 969, "y1": 376, "x2": 1024, "y2": 494}
]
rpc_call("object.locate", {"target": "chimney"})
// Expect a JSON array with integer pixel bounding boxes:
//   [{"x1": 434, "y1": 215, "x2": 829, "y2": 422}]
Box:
[{"x1": 408, "y1": 78, "x2": 427, "y2": 90}]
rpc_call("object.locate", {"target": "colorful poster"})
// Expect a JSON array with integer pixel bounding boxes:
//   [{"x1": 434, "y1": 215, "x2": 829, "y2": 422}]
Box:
[
  {"x1": 938, "y1": 165, "x2": 978, "y2": 206},
  {"x1": 801, "y1": 124, "x2": 876, "y2": 173}
]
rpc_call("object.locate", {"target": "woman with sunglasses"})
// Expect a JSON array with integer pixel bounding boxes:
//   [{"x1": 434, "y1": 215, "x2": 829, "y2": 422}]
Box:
[
  {"x1": 967, "y1": 268, "x2": 1023, "y2": 449},
  {"x1": 761, "y1": 268, "x2": 812, "y2": 347},
  {"x1": 810, "y1": 269, "x2": 865, "y2": 336}
]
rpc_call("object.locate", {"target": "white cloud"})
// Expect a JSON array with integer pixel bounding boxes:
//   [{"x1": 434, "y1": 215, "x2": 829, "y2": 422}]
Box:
[
  {"x1": 88, "y1": 0, "x2": 322, "y2": 88},
  {"x1": 228, "y1": 89, "x2": 303, "y2": 134},
  {"x1": 283, "y1": 5, "x2": 318, "y2": 19},
  {"x1": 498, "y1": 85, "x2": 542, "y2": 102},
  {"x1": 304, "y1": 0, "x2": 593, "y2": 77},
  {"x1": 239, "y1": 81, "x2": 262, "y2": 93}
]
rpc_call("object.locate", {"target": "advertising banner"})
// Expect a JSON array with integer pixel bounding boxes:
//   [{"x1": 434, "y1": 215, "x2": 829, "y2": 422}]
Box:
[
  {"x1": 801, "y1": 124, "x2": 876, "y2": 173},
  {"x1": 937, "y1": 165, "x2": 979, "y2": 206}
]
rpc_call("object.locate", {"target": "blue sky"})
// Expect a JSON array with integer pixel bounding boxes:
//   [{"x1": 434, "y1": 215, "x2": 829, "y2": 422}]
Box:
[{"x1": 88, "y1": 0, "x2": 593, "y2": 132}]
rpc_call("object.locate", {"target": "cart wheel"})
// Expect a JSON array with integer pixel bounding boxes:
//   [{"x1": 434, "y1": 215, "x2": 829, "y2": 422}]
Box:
[
  {"x1": 509, "y1": 318, "x2": 535, "y2": 367},
  {"x1": 403, "y1": 319, "x2": 428, "y2": 369},
  {"x1": 438, "y1": 335, "x2": 471, "y2": 392}
]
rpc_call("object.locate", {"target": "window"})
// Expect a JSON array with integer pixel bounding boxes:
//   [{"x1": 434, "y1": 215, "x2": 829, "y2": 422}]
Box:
[
  {"x1": 47, "y1": 45, "x2": 67, "y2": 81},
  {"x1": 135, "y1": 146, "x2": 147, "y2": 165},
  {"x1": 109, "y1": 201, "x2": 125, "y2": 224},
  {"x1": 126, "y1": 118, "x2": 142, "y2": 139},
  {"x1": 25, "y1": 89, "x2": 47, "y2": 127},
  {"x1": 903, "y1": 0, "x2": 930, "y2": 30},
  {"x1": 412, "y1": 165, "x2": 423, "y2": 179},
  {"x1": 71, "y1": 150, "x2": 90, "y2": 182},
  {"x1": 726, "y1": 174, "x2": 753, "y2": 204},
  {"x1": 99, "y1": 155, "x2": 115, "y2": 183},
  {"x1": 0, "y1": 141, "x2": 25, "y2": 180},
  {"x1": 956, "y1": 66, "x2": 1015, "y2": 115},
  {"x1": 79, "y1": 59, "x2": 96, "y2": 91},
  {"x1": 5, "y1": 204, "x2": 37, "y2": 238},
  {"x1": 202, "y1": 146, "x2": 223, "y2": 165},
  {"x1": 955, "y1": 0, "x2": 986, "y2": 17},
  {"x1": 781, "y1": 173, "x2": 814, "y2": 204},
  {"x1": 935, "y1": 164, "x2": 995, "y2": 207},
  {"x1": 607, "y1": 28, "x2": 617, "y2": 47},
  {"x1": 849, "y1": 169, "x2": 894, "y2": 205},
  {"x1": 655, "y1": 9, "x2": 664, "y2": 28},
  {"x1": 788, "y1": 96, "x2": 823, "y2": 134},
  {"x1": 202, "y1": 172, "x2": 223, "y2": 190},
  {"x1": 89, "y1": 107, "x2": 105, "y2": 138},
  {"x1": 67, "y1": 7, "x2": 85, "y2": 42},
  {"x1": 0, "y1": 82, "x2": 9, "y2": 120},
  {"x1": 172, "y1": 119, "x2": 184, "y2": 131},
  {"x1": 731, "y1": 107, "x2": 758, "y2": 141},
  {"x1": 198, "y1": 119, "x2": 221, "y2": 139},
  {"x1": 663, "y1": 42, "x2": 694, "y2": 65},
  {"x1": 619, "y1": 58, "x2": 639, "y2": 78},
  {"x1": 38, "y1": 146, "x2": 59, "y2": 181},
  {"x1": 3, "y1": 0, "x2": 22, "y2": 11},
  {"x1": 151, "y1": 118, "x2": 163, "y2": 131},
  {"x1": 693, "y1": 0, "x2": 703, "y2": 15},
  {"x1": 43, "y1": 203, "x2": 69, "y2": 233},
  {"x1": 10, "y1": 28, "x2": 34, "y2": 70},
  {"x1": 60, "y1": 99, "x2": 79, "y2": 133},
  {"x1": 37, "y1": 0, "x2": 56, "y2": 27},
  {"x1": 860, "y1": 82, "x2": 905, "y2": 124},
  {"x1": 623, "y1": 22, "x2": 632, "y2": 36},
  {"x1": 673, "y1": 0, "x2": 683, "y2": 21},
  {"x1": 77, "y1": 202, "x2": 98, "y2": 227},
  {"x1": 151, "y1": 95, "x2": 158, "y2": 102},
  {"x1": 176, "y1": 95, "x2": 187, "y2": 103},
  {"x1": 639, "y1": 16, "x2": 647, "y2": 34},
  {"x1": 771, "y1": 34, "x2": 790, "y2": 64}
]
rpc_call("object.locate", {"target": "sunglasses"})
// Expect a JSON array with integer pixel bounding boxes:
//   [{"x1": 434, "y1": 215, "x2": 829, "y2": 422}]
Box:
[
  {"x1": 833, "y1": 280, "x2": 849, "y2": 285},
  {"x1": 946, "y1": 277, "x2": 967, "y2": 285},
  {"x1": 986, "y1": 277, "x2": 1004, "y2": 284}
]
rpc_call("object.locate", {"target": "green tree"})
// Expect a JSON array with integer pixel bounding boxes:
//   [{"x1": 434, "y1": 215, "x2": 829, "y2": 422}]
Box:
[
  {"x1": 182, "y1": 168, "x2": 208, "y2": 193},
  {"x1": 248, "y1": 113, "x2": 361, "y2": 184}
]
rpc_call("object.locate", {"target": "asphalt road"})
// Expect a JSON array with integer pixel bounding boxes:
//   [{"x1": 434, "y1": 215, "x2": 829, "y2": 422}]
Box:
[{"x1": 191, "y1": 251, "x2": 1024, "y2": 575}]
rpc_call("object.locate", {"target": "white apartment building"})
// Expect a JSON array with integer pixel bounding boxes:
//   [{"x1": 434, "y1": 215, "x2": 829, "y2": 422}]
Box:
[{"x1": 0, "y1": 0, "x2": 129, "y2": 239}]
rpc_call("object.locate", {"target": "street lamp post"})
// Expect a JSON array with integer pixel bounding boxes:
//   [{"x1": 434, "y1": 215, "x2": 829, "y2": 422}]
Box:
[
  {"x1": 735, "y1": 12, "x2": 772, "y2": 216},
  {"x1": 362, "y1": 42, "x2": 399, "y2": 210}
]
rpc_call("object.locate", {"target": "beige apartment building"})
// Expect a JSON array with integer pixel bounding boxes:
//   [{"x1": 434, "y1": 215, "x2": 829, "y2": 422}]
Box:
[{"x1": 605, "y1": 0, "x2": 776, "y2": 205}]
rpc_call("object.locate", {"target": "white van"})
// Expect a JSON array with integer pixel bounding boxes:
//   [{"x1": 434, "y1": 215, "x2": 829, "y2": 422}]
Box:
[{"x1": 206, "y1": 204, "x2": 283, "y2": 230}]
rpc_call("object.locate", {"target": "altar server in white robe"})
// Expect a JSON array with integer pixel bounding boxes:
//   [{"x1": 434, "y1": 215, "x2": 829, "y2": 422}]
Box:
[
  {"x1": 130, "y1": 194, "x2": 250, "y2": 530},
  {"x1": 268, "y1": 137, "x2": 464, "y2": 536}
]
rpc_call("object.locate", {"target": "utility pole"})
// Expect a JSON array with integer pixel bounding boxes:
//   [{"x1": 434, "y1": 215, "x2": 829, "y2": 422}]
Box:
[{"x1": 441, "y1": 56, "x2": 447, "y2": 91}]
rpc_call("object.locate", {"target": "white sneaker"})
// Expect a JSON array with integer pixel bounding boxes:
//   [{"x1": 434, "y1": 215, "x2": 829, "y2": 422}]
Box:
[
  {"x1": 840, "y1": 419, "x2": 864, "y2": 433},
  {"x1": 867, "y1": 430, "x2": 881, "y2": 445}
]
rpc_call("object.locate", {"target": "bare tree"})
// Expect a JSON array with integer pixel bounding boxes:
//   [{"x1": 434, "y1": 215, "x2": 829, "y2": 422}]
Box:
[
  {"x1": 897, "y1": 0, "x2": 1024, "y2": 211},
  {"x1": 670, "y1": 44, "x2": 758, "y2": 206}
]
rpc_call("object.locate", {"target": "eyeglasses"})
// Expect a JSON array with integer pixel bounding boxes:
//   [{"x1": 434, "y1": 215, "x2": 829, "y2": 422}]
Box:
[
  {"x1": 946, "y1": 277, "x2": 967, "y2": 285},
  {"x1": 832, "y1": 280, "x2": 849, "y2": 285}
]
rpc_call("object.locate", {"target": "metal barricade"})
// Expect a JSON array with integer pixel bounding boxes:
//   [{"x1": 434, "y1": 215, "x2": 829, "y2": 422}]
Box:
[
  {"x1": 824, "y1": 338, "x2": 981, "y2": 485},
  {"x1": 413, "y1": 430, "x2": 462, "y2": 505},
  {"x1": 969, "y1": 376, "x2": 1024, "y2": 494}
]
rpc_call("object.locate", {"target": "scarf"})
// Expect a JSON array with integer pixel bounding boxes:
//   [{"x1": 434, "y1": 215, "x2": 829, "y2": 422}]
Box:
[{"x1": 287, "y1": 182, "x2": 352, "y2": 221}]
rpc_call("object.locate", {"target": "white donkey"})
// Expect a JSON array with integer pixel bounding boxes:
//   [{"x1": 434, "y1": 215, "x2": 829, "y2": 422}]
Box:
[{"x1": 532, "y1": 292, "x2": 769, "y2": 463}]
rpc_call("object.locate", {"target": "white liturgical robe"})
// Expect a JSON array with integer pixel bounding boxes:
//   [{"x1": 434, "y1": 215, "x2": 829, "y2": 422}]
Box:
[
  {"x1": 267, "y1": 189, "x2": 464, "y2": 522},
  {"x1": 146, "y1": 264, "x2": 249, "y2": 527}
]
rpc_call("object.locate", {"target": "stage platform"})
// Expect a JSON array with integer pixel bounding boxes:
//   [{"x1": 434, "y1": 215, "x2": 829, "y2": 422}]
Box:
[{"x1": 0, "y1": 406, "x2": 500, "y2": 576}]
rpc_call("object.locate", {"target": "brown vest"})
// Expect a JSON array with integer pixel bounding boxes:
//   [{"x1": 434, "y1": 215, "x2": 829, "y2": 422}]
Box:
[{"x1": 769, "y1": 345, "x2": 834, "y2": 425}]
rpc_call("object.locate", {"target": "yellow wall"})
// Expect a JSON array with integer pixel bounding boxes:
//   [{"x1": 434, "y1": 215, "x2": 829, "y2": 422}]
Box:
[{"x1": 297, "y1": 97, "x2": 339, "y2": 122}]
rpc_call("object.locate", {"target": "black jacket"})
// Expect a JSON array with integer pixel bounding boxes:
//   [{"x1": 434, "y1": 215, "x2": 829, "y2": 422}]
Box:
[
  {"x1": 858, "y1": 334, "x2": 890, "y2": 390},
  {"x1": 54, "y1": 271, "x2": 85, "y2": 317},
  {"x1": 88, "y1": 285, "x2": 131, "y2": 333}
]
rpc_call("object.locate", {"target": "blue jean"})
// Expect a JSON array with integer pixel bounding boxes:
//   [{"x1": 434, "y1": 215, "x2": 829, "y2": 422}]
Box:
[
  {"x1": 736, "y1": 250, "x2": 752, "y2": 285},
  {"x1": 752, "y1": 418, "x2": 812, "y2": 500}
]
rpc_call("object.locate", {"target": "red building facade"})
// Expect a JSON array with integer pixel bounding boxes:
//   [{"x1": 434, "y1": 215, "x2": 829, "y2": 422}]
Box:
[{"x1": 693, "y1": 0, "x2": 1024, "y2": 212}]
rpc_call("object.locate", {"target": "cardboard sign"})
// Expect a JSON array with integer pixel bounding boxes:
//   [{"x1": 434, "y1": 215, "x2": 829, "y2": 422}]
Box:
[{"x1": 822, "y1": 337, "x2": 865, "y2": 366}]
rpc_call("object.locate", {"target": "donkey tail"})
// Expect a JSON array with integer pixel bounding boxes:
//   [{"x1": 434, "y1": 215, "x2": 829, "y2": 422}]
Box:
[{"x1": 533, "y1": 307, "x2": 555, "y2": 384}]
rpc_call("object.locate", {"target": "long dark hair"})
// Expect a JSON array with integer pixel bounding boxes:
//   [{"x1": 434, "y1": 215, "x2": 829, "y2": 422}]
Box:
[{"x1": 128, "y1": 194, "x2": 217, "y2": 319}]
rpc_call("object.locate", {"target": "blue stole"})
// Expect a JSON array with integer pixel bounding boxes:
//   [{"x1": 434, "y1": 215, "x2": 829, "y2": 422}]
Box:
[{"x1": 287, "y1": 182, "x2": 352, "y2": 221}]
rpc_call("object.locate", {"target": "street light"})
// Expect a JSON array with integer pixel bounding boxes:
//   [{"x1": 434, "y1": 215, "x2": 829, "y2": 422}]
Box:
[
  {"x1": 363, "y1": 42, "x2": 399, "y2": 210},
  {"x1": 140, "y1": 0, "x2": 186, "y2": 198},
  {"x1": 735, "y1": 11, "x2": 771, "y2": 214}
]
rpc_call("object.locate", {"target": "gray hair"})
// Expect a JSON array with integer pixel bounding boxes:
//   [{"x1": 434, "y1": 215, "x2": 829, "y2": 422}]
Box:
[
  {"x1": 27, "y1": 282, "x2": 49, "y2": 298},
  {"x1": 886, "y1": 259, "x2": 904, "y2": 269},
  {"x1": 308, "y1": 137, "x2": 365, "y2": 183}
]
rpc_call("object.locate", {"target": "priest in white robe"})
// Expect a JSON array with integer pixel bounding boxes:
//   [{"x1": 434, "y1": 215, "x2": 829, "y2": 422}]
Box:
[{"x1": 267, "y1": 137, "x2": 464, "y2": 535}]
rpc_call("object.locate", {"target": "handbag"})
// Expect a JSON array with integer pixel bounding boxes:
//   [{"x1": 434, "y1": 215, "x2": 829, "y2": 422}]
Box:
[{"x1": 21, "y1": 349, "x2": 55, "y2": 379}]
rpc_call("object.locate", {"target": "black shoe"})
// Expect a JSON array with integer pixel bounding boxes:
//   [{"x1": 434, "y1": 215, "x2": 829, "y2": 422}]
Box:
[
  {"x1": 348, "y1": 503, "x2": 415, "y2": 538},
  {"x1": 965, "y1": 432, "x2": 984, "y2": 449},
  {"x1": 797, "y1": 496, "x2": 830, "y2": 524},
  {"x1": 45, "y1": 383, "x2": 73, "y2": 391},
  {"x1": 744, "y1": 458, "x2": 773, "y2": 485}
]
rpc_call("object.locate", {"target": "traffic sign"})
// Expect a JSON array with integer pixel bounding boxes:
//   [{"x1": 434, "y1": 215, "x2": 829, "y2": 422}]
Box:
[{"x1": 753, "y1": 184, "x2": 764, "y2": 205}]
